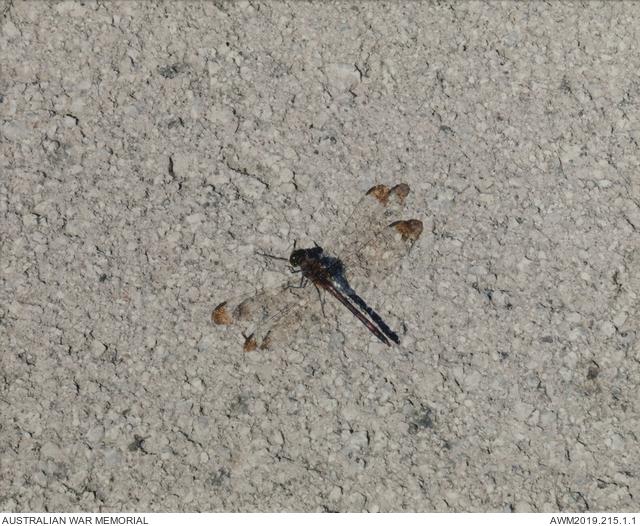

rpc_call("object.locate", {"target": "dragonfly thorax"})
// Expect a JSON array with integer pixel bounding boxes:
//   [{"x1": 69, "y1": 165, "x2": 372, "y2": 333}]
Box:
[{"x1": 289, "y1": 246, "x2": 324, "y2": 267}]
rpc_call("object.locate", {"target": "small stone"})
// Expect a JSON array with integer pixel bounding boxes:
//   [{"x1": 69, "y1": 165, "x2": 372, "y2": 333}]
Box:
[
  {"x1": 326, "y1": 63, "x2": 360, "y2": 92},
  {"x1": 328, "y1": 486, "x2": 342, "y2": 501},
  {"x1": 515, "y1": 500, "x2": 532, "y2": 512},
  {"x1": 40, "y1": 441, "x2": 61, "y2": 459},
  {"x1": 186, "y1": 213, "x2": 204, "y2": 225},
  {"x1": 91, "y1": 339, "x2": 107, "y2": 356},
  {"x1": 612, "y1": 311, "x2": 627, "y2": 328},
  {"x1": 348, "y1": 430, "x2": 369, "y2": 450},
  {"x1": 86, "y1": 425, "x2": 104, "y2": 443},
  {"x1": 600, "y1": 321, "x2": 616, "y2": 337},
  {"x1": 3, "y1": 20, "x2": 20, "y2": 38},
  {"x1": 104, "y1": 448, "x2": 121, "y2": 466}
]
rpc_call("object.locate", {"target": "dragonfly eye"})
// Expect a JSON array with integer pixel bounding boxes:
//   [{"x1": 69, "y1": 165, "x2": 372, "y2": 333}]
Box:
[{"x1": 289, "y1": 249, "x2": 304, "y2": 266}]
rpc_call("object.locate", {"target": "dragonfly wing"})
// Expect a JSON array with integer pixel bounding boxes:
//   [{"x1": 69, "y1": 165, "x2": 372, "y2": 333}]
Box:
[
  {"x1": 212, "y1": 279, "x2": 316, "y2": 351},
  {"x1": 322, "y1": 183, "x2": 411, "y2": 260},
  {"x1": 241, "y1": 299, "x2": 299, "y2": 352},
  {"x1": 340, "y1": 218, "x2": 424, "y2": 287}
]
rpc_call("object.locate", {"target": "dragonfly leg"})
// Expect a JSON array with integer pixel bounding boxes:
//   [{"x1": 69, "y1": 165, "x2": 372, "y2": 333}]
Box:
[
  {"x1": 313, "y1": 283, "x2": 327, "y2": 317},
  {"x1": 286, "y1": 276, "x2": 308, "y2": 289},
  {"x1": 256, "y1": 251, "x2": 289, "y2": 262}
]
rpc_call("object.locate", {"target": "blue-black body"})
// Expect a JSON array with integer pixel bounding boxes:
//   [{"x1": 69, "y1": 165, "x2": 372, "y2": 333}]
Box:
[{"x1": 289, "y1": 246, "x2": 400, "y2": 346}]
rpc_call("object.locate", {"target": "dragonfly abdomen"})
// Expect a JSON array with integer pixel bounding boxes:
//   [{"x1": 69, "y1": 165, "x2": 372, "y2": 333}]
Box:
[{"x1": 348, "y1": 293, "x2": 400, "y2": 345}]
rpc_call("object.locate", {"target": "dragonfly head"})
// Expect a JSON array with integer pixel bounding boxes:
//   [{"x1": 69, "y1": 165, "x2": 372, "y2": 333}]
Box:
[{"x1": 289, "y1": 249, "x2": 306, "y2": 267}]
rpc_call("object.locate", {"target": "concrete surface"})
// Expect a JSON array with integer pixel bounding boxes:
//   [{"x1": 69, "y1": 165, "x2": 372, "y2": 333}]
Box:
[{"x1": 1, "y1": 1, "x2": 639, "y2": 512}]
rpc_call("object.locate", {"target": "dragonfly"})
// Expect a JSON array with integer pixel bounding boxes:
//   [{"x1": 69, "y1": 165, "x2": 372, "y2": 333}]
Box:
[{"x1": 212, "y1": 183, "x2": 423, "y2": 351}]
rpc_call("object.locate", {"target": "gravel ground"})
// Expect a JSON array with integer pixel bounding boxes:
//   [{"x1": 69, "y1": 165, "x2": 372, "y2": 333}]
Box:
[{"x1": 1, "y1": 1, "x2": 639, "y2": 513}]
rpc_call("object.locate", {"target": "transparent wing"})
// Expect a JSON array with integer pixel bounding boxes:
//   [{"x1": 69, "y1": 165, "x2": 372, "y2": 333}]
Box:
[
  {"x1": 321, "y1": 183, "x2": 411, "y2": 263},
  {"x1": 212, "y1": 278, "x2": 317, "y2": 351},
  {"x1": 321, "y1": 182, "x2": 423, "y2": 286},
  {"x1": 329, "y1": 219, "x2": 423, "y2": 345},
  {"x1": 341, "y1": 219, "x2": 424, "y2": 288},
  {"x1": 212, "y1": 183, "x2": 423, "y2": 350}
]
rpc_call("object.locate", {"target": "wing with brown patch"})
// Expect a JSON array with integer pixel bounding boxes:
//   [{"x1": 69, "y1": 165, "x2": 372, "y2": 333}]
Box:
[
  {"x1": 322, "y1": 183, "x2": 411, "y2": 260},
  {"x1": 212, "y1": 279, "x2": 316, "y2": 351},
  {"x1": 340, "y1": 218, "x2": 424, "y2": 286}
]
